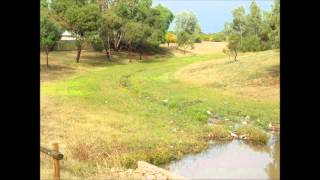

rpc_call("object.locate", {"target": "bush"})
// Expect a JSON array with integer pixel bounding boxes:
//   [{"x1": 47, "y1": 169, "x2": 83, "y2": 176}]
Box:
[
  {"x1": 90, "y1": 39, "x2": 104, "y2": 52},
  {"x1": 53, "y1": 40, "x2": 76, "y2": 51},
  {"x1": 193, "y1": 34, "x2": 202, "y2": 43},
  {"x1": 87, "y1": 34, "x2": 104, "y2": 52},
  {"x1": 212, "y1": 32, "x2": 225, "y2": 42},
  {"x1": 240, "y1": 35, "x2": 261, "y2": 52}
]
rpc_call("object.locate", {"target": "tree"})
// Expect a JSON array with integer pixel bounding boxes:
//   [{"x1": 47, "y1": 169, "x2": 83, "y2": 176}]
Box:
[
  {"x1": 123, "y1": 21, "x2": 152, "y2": 61},
  {"x1": 268, "y1": 0, "x2": 280, "y2": 49},
  {"x1": 40, "y1": 16, "x2": 63, "y2": 67},
  {"x1": 151, "y1": 5, "x2": 174, "y2": 44},
  {"x1": 64, "y1": 4, "x2": 101, "y2": 62},
  {"x1": 212, "y1": 32, "x2": 226, "y2": 42},
  {"x1": 165, "y1": 32, "x2": 177, "y2": 47},
  {"x1": 99, "y1": 9, "x2": 125, "y2": 59},
  {"x1": 227, "y1": 33, "x2": 241, "y2": 61},
  {"x1": 176, "y1": 32, "x2": 194, "y2": 54},
  {"x1": 247, "y1": 0, "x2": 262, "y2": 36},
  {"x1": 231, "y1": 6, "x2": 246, "y2": 44},
  {"x1": 174, "y1": 12, "x2": 201, "y2": 53},
  {"x1": 224, "y1": 0, "x2": 279, "y2": 52}
]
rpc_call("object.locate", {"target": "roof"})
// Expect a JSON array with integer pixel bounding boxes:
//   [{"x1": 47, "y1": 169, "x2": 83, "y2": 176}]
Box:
[{"x1": 62, "y1": 31, "x2": 72, "y2": 36}]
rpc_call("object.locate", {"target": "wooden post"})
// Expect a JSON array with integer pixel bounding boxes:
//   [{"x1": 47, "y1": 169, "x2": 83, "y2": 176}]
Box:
[{"x1": 52, "y1": 143, "x2": 60, "y2": 180}]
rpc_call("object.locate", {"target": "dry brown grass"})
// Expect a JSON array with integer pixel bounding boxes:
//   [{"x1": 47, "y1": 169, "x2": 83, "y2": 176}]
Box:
[
  {"x1": 174, "y1": 50, "x2": 279, "y2": 101},
  {"x1": 160, "y1": 41, "x2": 228, "y2": 57}
]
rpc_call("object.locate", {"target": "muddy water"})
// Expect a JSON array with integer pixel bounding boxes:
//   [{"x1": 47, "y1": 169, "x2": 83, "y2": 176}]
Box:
[{"x1": 164, "y1": 133, "x2": 279, "y2": 179}]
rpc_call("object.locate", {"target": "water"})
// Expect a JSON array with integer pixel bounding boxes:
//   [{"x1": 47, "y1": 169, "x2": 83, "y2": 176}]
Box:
[{"x1": 163, "y1": 133, "x2": 279, "y2": 180}]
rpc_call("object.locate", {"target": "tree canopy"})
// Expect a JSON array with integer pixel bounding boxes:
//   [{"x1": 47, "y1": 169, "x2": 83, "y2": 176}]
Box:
[{"x1": 224, "y1": 0, "x2": 280, "y2": 52}]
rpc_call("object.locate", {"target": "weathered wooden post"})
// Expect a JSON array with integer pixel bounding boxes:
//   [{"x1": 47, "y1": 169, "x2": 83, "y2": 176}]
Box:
[{"x1": 52, "y1": 143, "x2": 61, "y2": 180}]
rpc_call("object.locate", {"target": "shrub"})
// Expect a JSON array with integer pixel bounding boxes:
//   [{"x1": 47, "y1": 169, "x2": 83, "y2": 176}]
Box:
[
  {"x1": 240, "y1": 35, "x2": 261, "y2": 52},
  {"x1": 194, "y1": 35, "x2": 202, "y2": 43},
  {"x1": 212, "y1": 32, "x2": 226, "y2": 42},
  {"x1": 90, "y1": 38, "x2": 104, "y2": 52},
  {"x1": 53, "y1": 40, "x2": 76, "y2": 51}
]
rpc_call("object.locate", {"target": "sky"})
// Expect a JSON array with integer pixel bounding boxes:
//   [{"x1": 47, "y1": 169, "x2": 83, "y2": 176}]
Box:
[{"x1": 153, "y1": 0, "x2": 275, "y2": 33}]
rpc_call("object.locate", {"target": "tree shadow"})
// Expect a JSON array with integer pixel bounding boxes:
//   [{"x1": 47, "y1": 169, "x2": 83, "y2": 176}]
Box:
[
  {"x1": 264, "y1": 64, "x2": 280, "y2": 77},
  {"x1": 40, "y1": 64, "x2": 77, "y2": 81}
]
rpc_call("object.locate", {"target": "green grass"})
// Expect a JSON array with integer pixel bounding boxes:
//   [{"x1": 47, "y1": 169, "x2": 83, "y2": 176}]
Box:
[{"x1": 41, "y1": 49, "x2": 279, "y2": 179}]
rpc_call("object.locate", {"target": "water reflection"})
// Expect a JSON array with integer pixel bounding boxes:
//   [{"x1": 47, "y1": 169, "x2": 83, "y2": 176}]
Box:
[
  {"x1": 165, "y1": 133, "x2": 280, "y2": 180},
  {"x1": 266, "y1": 134, "x2": 280, "y2": 180}
]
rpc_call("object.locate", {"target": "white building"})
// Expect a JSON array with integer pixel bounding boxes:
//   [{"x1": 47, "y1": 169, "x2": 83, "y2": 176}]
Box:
[{"x1": 61, "y1": 31, "x2": 76, "y2": 41}]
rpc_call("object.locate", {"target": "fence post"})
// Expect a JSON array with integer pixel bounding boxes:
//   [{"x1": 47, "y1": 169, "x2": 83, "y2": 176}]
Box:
[{"x1": 52, "y1": 143, "x2": 60, "y2": 180}]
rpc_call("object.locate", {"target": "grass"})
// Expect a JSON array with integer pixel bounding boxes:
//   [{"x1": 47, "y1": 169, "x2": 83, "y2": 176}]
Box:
[
  {"x1": 40, "y1": 45, "x2": 279, "y2": 179},
  {"x1": 236, "y1": 125, "x2": 269, "y2": 144}
]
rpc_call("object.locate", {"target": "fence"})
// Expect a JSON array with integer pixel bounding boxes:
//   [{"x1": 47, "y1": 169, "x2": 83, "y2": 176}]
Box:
[{"x1": 40, "y1": 143, "x2": 64, "y2": 180}]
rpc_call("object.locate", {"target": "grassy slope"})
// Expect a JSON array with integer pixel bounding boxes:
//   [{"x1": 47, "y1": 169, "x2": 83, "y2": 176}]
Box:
[{"x1": 41, "y1": 48, "x2": 279, "y2": 179}]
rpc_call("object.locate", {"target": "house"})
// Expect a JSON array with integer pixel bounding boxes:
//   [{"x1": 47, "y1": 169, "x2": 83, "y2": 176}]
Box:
[{"x1": 61, "y1": 31, "x2": 76, "y2": 41}]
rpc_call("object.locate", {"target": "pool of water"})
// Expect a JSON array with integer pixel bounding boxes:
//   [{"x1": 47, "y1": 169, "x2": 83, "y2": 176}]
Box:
[{"x1": 163, "y1": 133, "x2": 279, "y2": 179}]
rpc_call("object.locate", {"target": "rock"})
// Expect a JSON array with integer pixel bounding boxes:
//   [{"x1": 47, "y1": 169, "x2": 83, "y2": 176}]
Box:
[
  {"x1": 206, "y1": 110, "x2": 212, "y2": 115},
  {"x1": 229, "y1": 131, "x2": 238, "y2": 138},
  {"x1": 242, "y1": 121, "x2": 247, "y2": 125},
  {"x1": 172, "y1": 128, "x2": 177, "y2": 132}
]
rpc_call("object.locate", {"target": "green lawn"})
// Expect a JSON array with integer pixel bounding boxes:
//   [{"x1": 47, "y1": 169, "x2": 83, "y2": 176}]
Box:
[{"x1": 41, "y1": 49, "x2": 279, "y2": 179}]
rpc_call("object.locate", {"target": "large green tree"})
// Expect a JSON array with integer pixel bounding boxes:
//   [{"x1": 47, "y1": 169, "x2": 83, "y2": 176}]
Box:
[
  {"x1": 231, "y1": 6, "x2": 246, "y2": 44},
  {"x1": 64, "y1": 4, "x2": 101, "y2": 62},
  {"x1": 224, "y1": 0, "x2": 279, "y2": 53},
  {"x1": 268, "y1": 0, "x2": 280, "y2": 49},
  {"x1": 123, "y1": 21, "x2": 152, "y2": 60},
  {"x1": 99, "y1": 8, "x2": 125, "y2": 59},
  {"x1": 174, "y1": 12, "x2": 201, "y2": 53},
  {"x1": 40, "y1": 16, "x2": 63, "y2": 67}
]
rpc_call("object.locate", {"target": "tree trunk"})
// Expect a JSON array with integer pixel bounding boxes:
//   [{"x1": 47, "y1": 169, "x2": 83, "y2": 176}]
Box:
[
  {"x1": 107, "y1": 49, "x2": 111, "y2": 60},
  {"x1": 234, "y1": 49, "x2": 237, "y2": 61},
  {"x1": 45, "y1": 47, "x2": 49, "y2": 67},
  {"x1": 128, "y1": 46, "x2": 132, "y2": 63},
  {"x1": 76, "y1": 46, "x2": 81, "y2": 63},
  {"x1": 139, "y1": 47, "x2": 143, "y2": 60},
  {"x1": 104, "y1": 39, "x2": 111, "y2": 60},
  {"x1": 167, "y1": 42, "x2": 169, "y2": 47}
]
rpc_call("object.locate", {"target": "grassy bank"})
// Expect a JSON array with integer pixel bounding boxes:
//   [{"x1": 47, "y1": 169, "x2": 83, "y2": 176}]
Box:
[{"x1": 41, "y1": 47, "x2": 279, "y2": 179}]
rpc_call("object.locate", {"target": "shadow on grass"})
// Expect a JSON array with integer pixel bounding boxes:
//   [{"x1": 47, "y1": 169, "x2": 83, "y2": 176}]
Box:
[
  {"x1": 264, "y1": 64, "x2": 279, "y2": 77},
  {"x1": 40, "y1": 64, "x2": 76, "y2": 72},
  {"x1": 40, "y1": 64, "x2": 77, "y2": 81}
]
